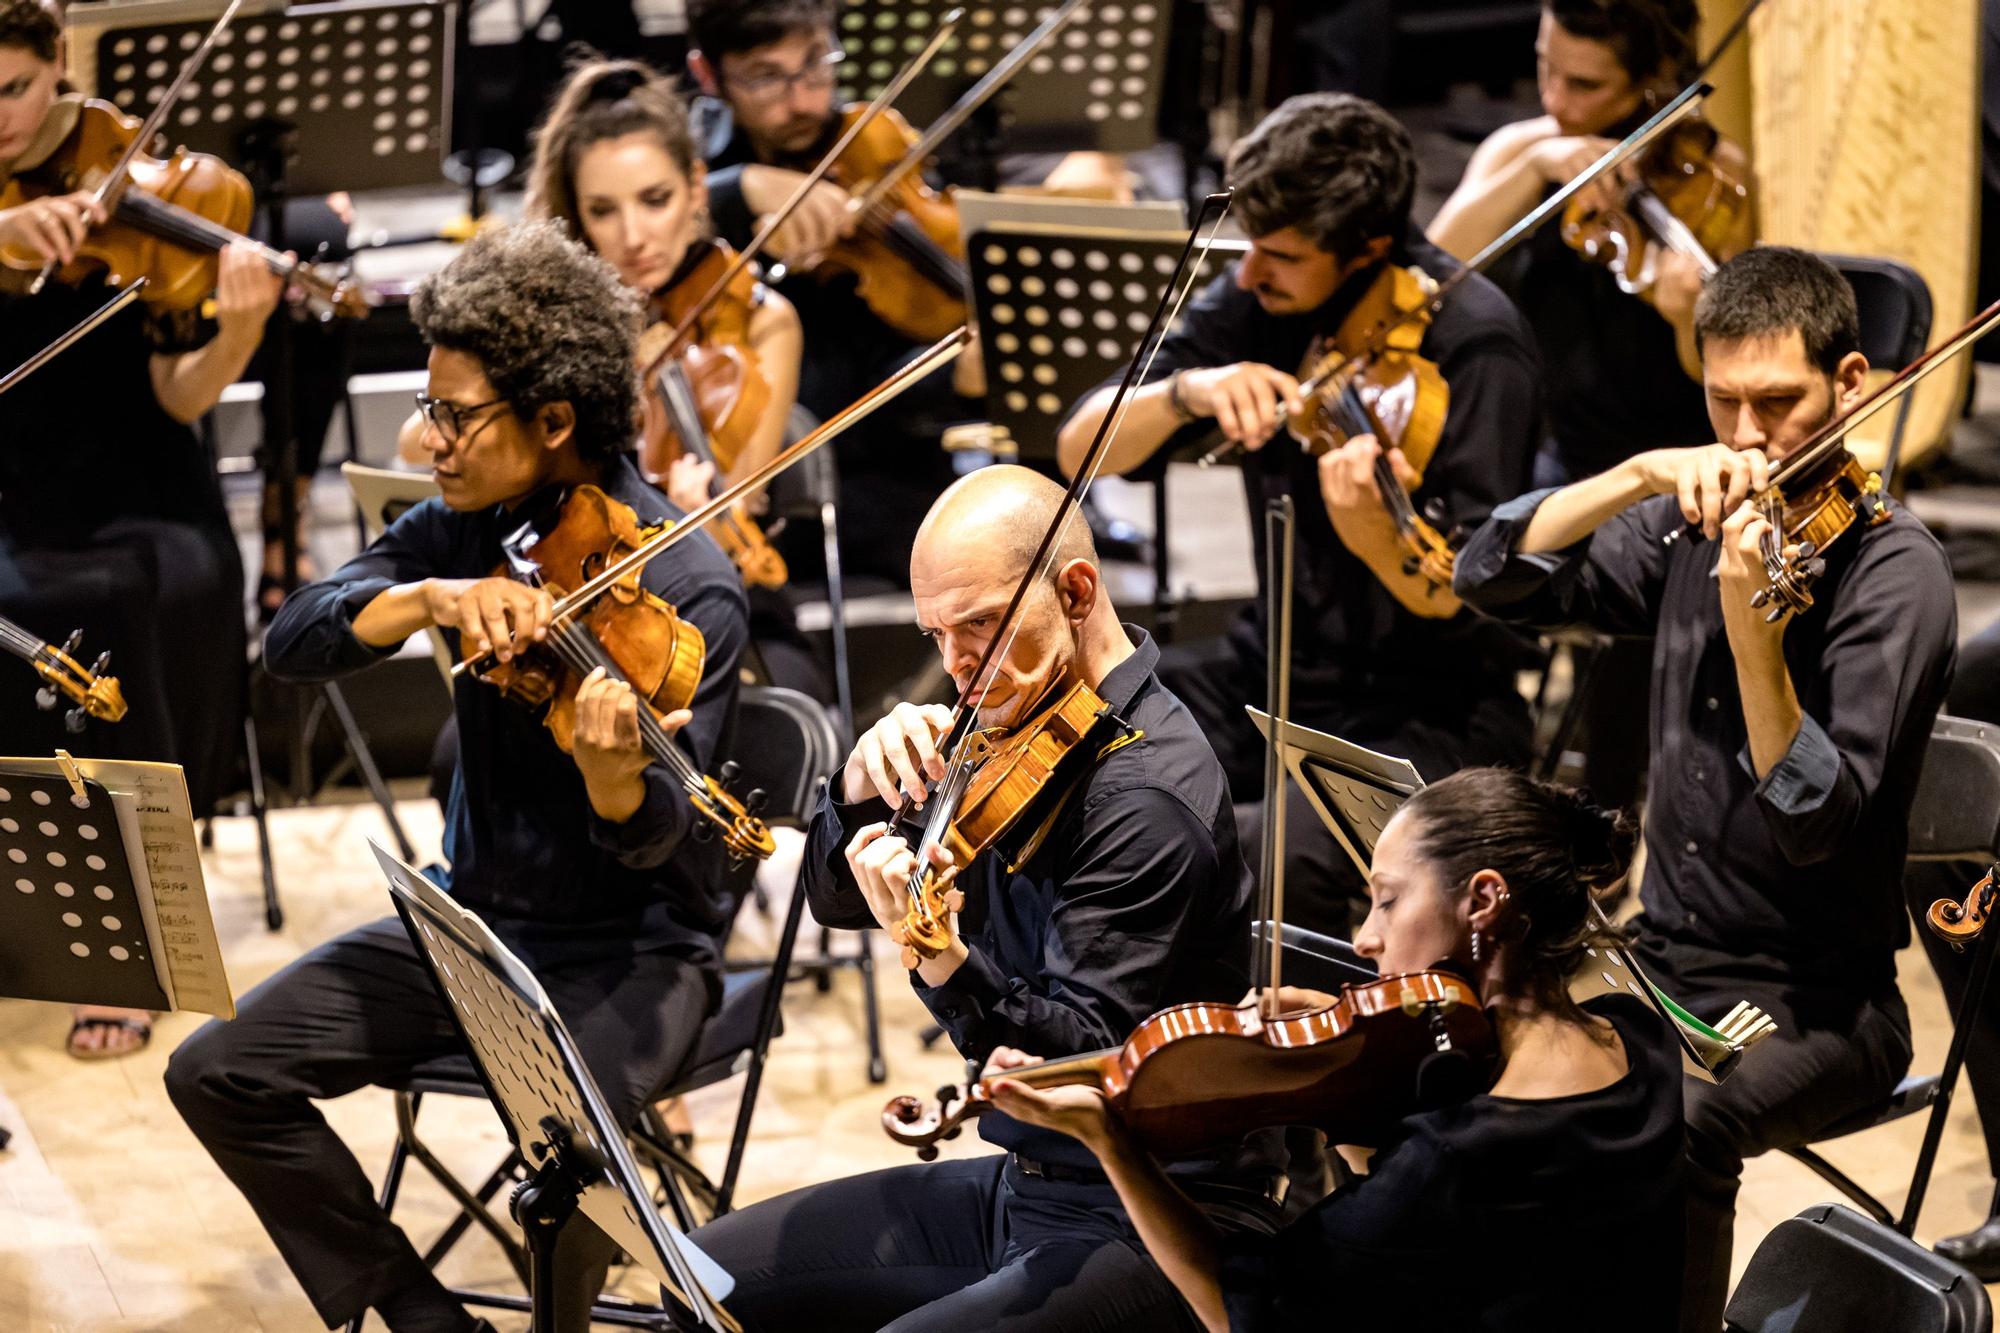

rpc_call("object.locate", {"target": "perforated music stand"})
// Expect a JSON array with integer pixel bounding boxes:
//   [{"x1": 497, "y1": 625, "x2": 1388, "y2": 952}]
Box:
[
  {"x1": 834, "y1": 0, "x2": 1172, "y2": 153},
  {"x1": 1242, "y1": 709, "x2": 1760, "y2": 1084},
  {"x1": 89, "y1": 0, "x2": 453, "y2": 195},
  {"x1": 371, "y1": 841, "x2": 737, "y2": 1333}
]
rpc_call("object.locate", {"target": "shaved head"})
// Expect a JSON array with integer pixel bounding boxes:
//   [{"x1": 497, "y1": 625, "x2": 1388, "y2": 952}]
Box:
[{"x1": 912, "y1": 464, "x2": 1097, "y2": 590}]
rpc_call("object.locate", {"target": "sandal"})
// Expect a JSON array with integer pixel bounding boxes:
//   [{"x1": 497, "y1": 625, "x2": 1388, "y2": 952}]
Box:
[{"x1": 66, "y1": 1012, "x2": 153, "y2": 1061}]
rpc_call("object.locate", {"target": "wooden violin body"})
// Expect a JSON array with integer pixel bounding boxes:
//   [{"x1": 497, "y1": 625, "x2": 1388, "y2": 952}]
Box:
[
  {"x1": 1560, "y1": 117, "x2": 1752, "y2": 293},
  {"x1": 885, "y1": 969, "x2": 1496, "y2": 1158},
  {"x1": 896, "y1": 675, "x2": 1113, "y2": 965},
  {"x1": 820, "y1": 106, "x2": 967, "y2": 342},
  {"x1": 1749, "y1": 452, "x2": 1888, "y2": 621},
  {"x1": 0, "y1": 98, "x2": 367, "y2": 319},
  {"x1": 636, "y1": 241, "x2": 787, "y2": 589},
  {"x1": 471, "y1": 485, "x2": 774, "y2": 860}
]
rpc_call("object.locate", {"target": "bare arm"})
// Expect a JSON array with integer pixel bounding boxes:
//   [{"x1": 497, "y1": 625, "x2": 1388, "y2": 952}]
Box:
[
  {"x1": 1055, "y1": 363, "x2": 1303, "y2": 479},
  {"x1": 148, "y1": 243, "x2": 285, "y2": 424},
  {"x1": 730, "y1": 290, "x2": 804, "y2": 493},
  {"x1": 1520, "y1": 445, "x2": 1771, "y2": 555},
  {"x1": 1428, "y1": 119, "x2": 1558, "y2": 260}
]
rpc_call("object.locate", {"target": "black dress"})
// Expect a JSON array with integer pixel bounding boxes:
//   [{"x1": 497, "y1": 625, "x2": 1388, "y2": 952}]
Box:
[
  {"x1": 1220, "y1": 993, "x2": 1687, "y2": 1331},
  {"x1": 0, "y1": 277, "x2": 246, "y2": 814}
]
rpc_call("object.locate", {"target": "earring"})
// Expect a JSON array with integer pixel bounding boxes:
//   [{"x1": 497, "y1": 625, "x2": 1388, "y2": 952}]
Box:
[{"x1": 1471, "y1": 930, "x2": 1484, "y2": 964}]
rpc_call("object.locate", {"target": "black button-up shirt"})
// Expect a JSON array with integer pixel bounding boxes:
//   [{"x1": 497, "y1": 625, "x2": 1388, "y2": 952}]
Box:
[
  {"x1": 265, "y1": 455, "x2": 749, "y2": 969},
  {"x1": 1077, "y1": 231, "x2": 1546, "y2": 704},
  {"x1": 1455, "y1": 488, "x2": 1956, "y2": 990},
  {"x1": 800, "y1": 629, "x2": 1255, "y2": 1169}
]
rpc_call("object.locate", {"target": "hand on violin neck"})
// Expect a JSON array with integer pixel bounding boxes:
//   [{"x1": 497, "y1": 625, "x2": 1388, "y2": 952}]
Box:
[
  {"x1": 423, "y1": 577, "x2": 553, "y2": 663},
  {"x1": 1716, "y1": 506, "x2": 1793, "y2": 643},
  {"x1": 843, "y1": 701, "x2": 954, "y2": 806},
  {"x1": 1316, "y1": 434, "x2": 1401, "y2": 526},
  {"x1": 1642, "y1": 442, "x2": 1770, "y2": 540},
  {"x1": 665, "y1": 455, "x2": 718, "y2": 513},
  {"x1": 979, "y1": 1044, "x2": 1040, "y2": 1081},
  {"x1": 572, "y1": 666, "x2": 667, "y2": 821},
  {"x1": 1174, "y1": 363, "x2": 1303, "y2": 449},
  {"x1": 742, "y1": 166, "x2": 854, "y2": 268},
  {"x1": 212, "y1": 240, "x2": 286, "y2": 341},
  {"x1": 845, "y1": 822, "x2": 967, "y2": 981},
  {"x1": 986, "y1": 1076, "x2": 1115, "y2": 1153},
  {"x1": 0, "y1": 189, "x2": 104, "y2": 266}
]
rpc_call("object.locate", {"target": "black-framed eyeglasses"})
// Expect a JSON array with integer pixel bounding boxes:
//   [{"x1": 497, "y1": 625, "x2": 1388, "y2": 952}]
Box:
[
  {"x1": 415, "y1": 392, "x2": 508, "y2": 444},
  {"x1": 723, "y1": 48, "x2": 845, "y2": 107}
]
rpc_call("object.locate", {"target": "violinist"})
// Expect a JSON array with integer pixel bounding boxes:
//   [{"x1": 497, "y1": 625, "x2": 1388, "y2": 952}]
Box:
[
  {"x1": 995, "y1": 768, "x2": 1687, "y2": 1332},
  {"x1": 1057, "y1": 94, "x2": 1543, "y2": 938},
  {"x1": 686, "y1": 0, "x2": 984, "y2": 585},
  {"x1": 523, "y1": 55, "x2": 828, "y2": 700},
  {"x1": 167, "y1": 223, "x2": 746, "y2": 1333},
  {"x1": 688, "y1": 464, "x2": 1278, "y2": 1332},
  {"x1": 1454, "y1": 247, "x2": 1955, "y2": 1332},
  {"x1": 0, "y1": 0, "x2": 283, "y2": 1059}
]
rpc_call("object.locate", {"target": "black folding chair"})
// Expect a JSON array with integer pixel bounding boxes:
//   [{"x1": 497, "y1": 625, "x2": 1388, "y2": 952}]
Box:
[
  {"x1": 1726, "y1": 1204, "x2": 1991, "y2": 1333},
  {"x1": 1821, "y1": 252, "x2": 1933, "y2": 490}
]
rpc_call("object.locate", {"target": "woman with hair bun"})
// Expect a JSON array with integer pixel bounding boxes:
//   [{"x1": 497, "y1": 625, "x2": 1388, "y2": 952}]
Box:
[{"x1": 993, "y1": 767, "x2": 1687, "y2": 1331}]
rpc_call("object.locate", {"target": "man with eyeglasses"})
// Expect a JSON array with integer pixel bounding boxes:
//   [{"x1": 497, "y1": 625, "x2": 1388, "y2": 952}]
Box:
[
  {"x1": 687, "y1": 0, "x2": 985, "y2": 586},
  {"x1": 167, "y1": 222, "x2": 748, "y2": 1333}
]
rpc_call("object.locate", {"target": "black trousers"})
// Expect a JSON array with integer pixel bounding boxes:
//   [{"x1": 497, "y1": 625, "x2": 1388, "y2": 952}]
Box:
[
  {"x1": 1159, "y1": 635, "x2": 1534, "y2": 937},
  {"x1": 689, "y1": 1154, "x2": 1203, "y2": 1332},
  {"x1": 1632, "y1": 933, "x2": 1913, "y2": 1333},
  {"x1": 166, "y1": 915, "x2": 715, "y2": 1330}
]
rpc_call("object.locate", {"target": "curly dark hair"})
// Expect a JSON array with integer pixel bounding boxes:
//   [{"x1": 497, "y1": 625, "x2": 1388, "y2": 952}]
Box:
[
  {"x1": 0, "y1": 1, "x2": 61, "y2": 61},
  {"x1": 687, "y1": 0, "x2": 834, "y2": 62},
  {"x1": 525, "y1": 55, "x2": 698, "y2": 242},
  {"x1": 1224, "y1": 94, "x2": 1415, "y2": 260},
  {"x1": 1546, "y1": 0, "x2": 1700, "y2": 83},
  {"x1": 1398, "y1": 768, "x2": 1637, "y2": 1018},
  {"x1": 409, "y1": 221, "x2": 642, "y2": 462},
  {"x1": 1695, "y1": 246, "x2": 1860, "y2": 375}
]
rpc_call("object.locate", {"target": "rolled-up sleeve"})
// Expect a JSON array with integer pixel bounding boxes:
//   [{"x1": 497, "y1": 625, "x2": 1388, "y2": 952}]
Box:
[
  {"x1": 265, "y1": 499, "x2": 452, "y2": 683},
  {"x1": 1454, "y1": 489, "x2": 1674, "y2": 638},
  {"x1": 916, "y1": 785, "x2": 1222, "y2": 1061}
]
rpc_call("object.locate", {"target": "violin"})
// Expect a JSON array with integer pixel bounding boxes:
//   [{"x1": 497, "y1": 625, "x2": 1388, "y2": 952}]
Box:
[
  {"x1": 885, "y1": 968, "x2": 1495, "y2": 1158},
  {"x1": 1927, "y1": 866, "x2": 1996, "y2": 953},
  {"x1": 1559, "y1": 114, "x2": 1751, "y2": 296},
  {"x1": 0, "y1": 614, "x2": 126, "y2": 731},
  {"x1": 0, "y1": 97, "x2": 367, "y2": 320},
  {"x1": 814, "y1": 104, "x2": 967, "y2": 343},
  {"x1": 471, "y1": 485, "x2": 775, "y2": 861},
  {"x1": 1285, "y1": 262, "x2": 1457, "y2": 592},
  {"x1": 894, "y1": 673, "x2": 1121, "y2": 965},
  {"x1": 635, "y1": 240, "x2": 787, "y2": 589}
]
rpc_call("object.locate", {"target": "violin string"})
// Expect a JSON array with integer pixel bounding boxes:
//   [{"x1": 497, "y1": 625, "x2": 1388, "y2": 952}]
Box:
[{"x1": 538, "y1": 619, "x2": 709, "y2": 799}]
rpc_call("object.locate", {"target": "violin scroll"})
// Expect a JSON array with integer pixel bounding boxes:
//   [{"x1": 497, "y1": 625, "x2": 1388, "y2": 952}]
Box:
[
  {"x1": 0, "y1": 618, "x2": 128, "y2": 730},
  {"x1": 1926, "y1": 867, "x2": 1997, "y2": 952},
  {"x1": 882, "y1": 1084, "x2": 979, "y2": 1160}
]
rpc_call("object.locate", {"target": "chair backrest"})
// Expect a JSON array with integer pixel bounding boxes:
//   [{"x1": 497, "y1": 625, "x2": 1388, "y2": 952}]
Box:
[
  {"x1": 728, "y1": 685, "x2": 841, "y2": 828},
  {"x1": 341, "y1": 462, "x2": 455, "y2": 689},
  {"x1": 1250, "y1": 920, "x2": 1378, "y2": 993},
  {"x1": 1726, "y1": 1203, "x2": 1992, "y2": 1333},
  {"x1": 1906, "y1": 714, "x2": 2000, "y2": 862},
  {"x1": 1819, "y1": 253, "x2": 1934, "y2": 486}
]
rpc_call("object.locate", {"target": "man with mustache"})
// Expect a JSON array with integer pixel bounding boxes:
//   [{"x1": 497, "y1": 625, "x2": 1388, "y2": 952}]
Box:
[
  {"x1": 685, "y1": 463, "x2": 1275, "y2": 1332},
  {"x1": 1057, "y1": 92, "x2": 1545, "y2": 938}
]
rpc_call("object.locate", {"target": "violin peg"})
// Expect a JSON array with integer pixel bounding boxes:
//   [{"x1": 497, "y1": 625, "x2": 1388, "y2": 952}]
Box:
[
  {"x1": 60, "y1": 629, "x2": 83, "y2": 657},
  {"x1": 745, "y1": 788, "x2": 768, "y2": 814},
  {"x1": 942, "y1": 1127, "x2": 962, "y2": 1142},
  {"x1": 91, "y1": 651, "x2": 112, "y2": 676},
  {"x1": 64, "y1": 708, "x2": 86, "y2": 735},
  {"x1": 936, "y1": 1084, "x2": 960, "y2": 1103},
  {"x1": 1798, "y1": 540, "x2": 1818, "y2": 560},
  {"x1": 34, "y1": 686, "x2": 58, "y2": 712},
  {"x1": 917, "y1": 1146, "x2": 939, "y2": 1162},
  {"x1": 1749, "y1": 589, "x2": 1769, "y2": 609},
  {"x1": 720, "y1": 760, "x2": 740, "y2": 784},
  {"x1": 692, "y1": 821, "x2": 714, "y2": 843}
]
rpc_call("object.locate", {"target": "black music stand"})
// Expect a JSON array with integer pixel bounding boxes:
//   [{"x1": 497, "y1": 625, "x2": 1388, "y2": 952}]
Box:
[
  {"x1": 372, "y1": 841, "x2": 737, "y2": 1333},
  {"x1": 967, "y1": 216, "x2": 1244, "y2": 638},
  {"x1": 835, "y1": 0, "x2": 1173, "y2": 158}
]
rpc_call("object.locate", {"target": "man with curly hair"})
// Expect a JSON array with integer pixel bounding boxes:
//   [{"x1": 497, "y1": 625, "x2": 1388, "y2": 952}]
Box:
[{"x1": 166, "y1": 222, "x2": 748, "y2": 1333}]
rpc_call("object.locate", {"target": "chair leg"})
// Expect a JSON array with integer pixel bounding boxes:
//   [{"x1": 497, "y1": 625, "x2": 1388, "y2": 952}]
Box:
[
  {"x1": 1782, "y1": 1146, "x2": 1894, "y2": 1226},
  {"x1": 816, "y1": 454, "x2": 856, "y2": 748},
  {"x1": 714, "y1": 878, "x2": 812, "y2": 1213},
  {"x1": 420, "y1": 1150, "x2": 522, "y2": 1269},
  {"x1": 856, "y1": 928, "x2": 886, "y2": 1084},
  {"x1": 393, "y1": 1089, "x2": 531, "y2": 1284},
  {"x1": 242, "y1": 714, "x2": 283, "y2": 931},
  {"x1": 321, "y1": 681, "x2": 417, "y2": 861}
]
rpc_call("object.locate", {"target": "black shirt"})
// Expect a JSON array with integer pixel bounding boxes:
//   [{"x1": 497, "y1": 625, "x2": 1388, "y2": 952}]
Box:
[
  {"x1": 1487, "y1": 180, "x2": 1713, "y2": 479},
  {"x1": 1220, "y1": 993, "x2": 1686, "y2": 1333},
  {"x1": 1455, "y1": 489, "x2": 1956, "y2": 990},
  {"x1": 1079, "y1": 231, "x2": 1545, "y2": 700},
  {"x1": 265, "y1": 454, "x2": 750, "y2": 969},
  {"x1": 800, "y1": 628, "x2": 1256, "y2": 1169}
]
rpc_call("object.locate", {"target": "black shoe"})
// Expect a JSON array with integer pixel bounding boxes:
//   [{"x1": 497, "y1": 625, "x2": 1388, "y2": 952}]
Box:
[{"x1": 1935, "y1": 1215, "x2": 2000, "y2": 1280}]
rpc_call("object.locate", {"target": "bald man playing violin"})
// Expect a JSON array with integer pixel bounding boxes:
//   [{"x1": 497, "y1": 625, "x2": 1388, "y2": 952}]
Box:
[
  {"x1": 1456, "y1": 245, "x2": 1955, "y2": 1333},
  {"x1": 686, "y1": 463, "x2": 1279, "y2": 1333}
]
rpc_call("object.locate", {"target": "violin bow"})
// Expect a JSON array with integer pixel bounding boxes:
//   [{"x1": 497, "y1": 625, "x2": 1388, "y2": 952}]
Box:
[
  {"x1": 1252, "y1": 495, "x2": 1297, "y2": 1018},
  {"x1": 452, "y1": 326, "x2": 971, "y2": 679},
  {"x1": 0, "y1": 277, "x2": 147, "y2": 397},
  {"x1": 887, "y1": 194, "x2": 1236, "y2": 946},
  {"x1": 656, "y1": 9, "x2": 967, "y2": 355},
  {"x1": 28, "y1": 0, "x2": 244, "y2": 296},
  {"x1": 1197, "y1": 80, "x2": 1715, "y2": 470}
]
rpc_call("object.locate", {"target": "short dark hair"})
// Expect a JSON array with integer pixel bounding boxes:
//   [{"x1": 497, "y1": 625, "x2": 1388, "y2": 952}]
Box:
[
  {"x1": 1224, "y1": 94, "x2": 1415, "y2": 259},
  {"x1": 410, "y1": 222, "x2": 642, "y2": 462},
  {"x1": 0, "y1": 1, "x2": 60, "y2": 62},
  {"x1": 1694, "y1": 246, "x2": 1861, "y2": 375},
  {"x1": 1546, "y1": 0, "x2": 1699, "y2": 83},
  {"x1": 1399, "y1": 769, "x2": 1636, "y2": 1018},
  {"x1": 687, "y1": 0, "x2": 834, "y2": 62},
  {"x1": 526, "y1": 56, "x2": 697, "y2": 242}
]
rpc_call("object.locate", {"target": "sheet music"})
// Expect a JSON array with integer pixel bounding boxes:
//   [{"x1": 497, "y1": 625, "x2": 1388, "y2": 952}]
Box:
[{"x1": 3, "y1": 756, "x2": 234, "y2": 1018}]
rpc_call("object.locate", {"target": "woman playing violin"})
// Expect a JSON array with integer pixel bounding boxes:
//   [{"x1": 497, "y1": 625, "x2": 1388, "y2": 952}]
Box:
[
  {"x1": 0, "y1": 0, "x2": 282, "y2": 1059},
  {"x1": 687, "y1": 464, "x2": 1277, "y2": 1333},
  {"x1": 995, "y1": 768, "x2": 1688, "y2": 1332},
  {"x1": 522, "y1": 55, "x2": 830, "y2": 700}
]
